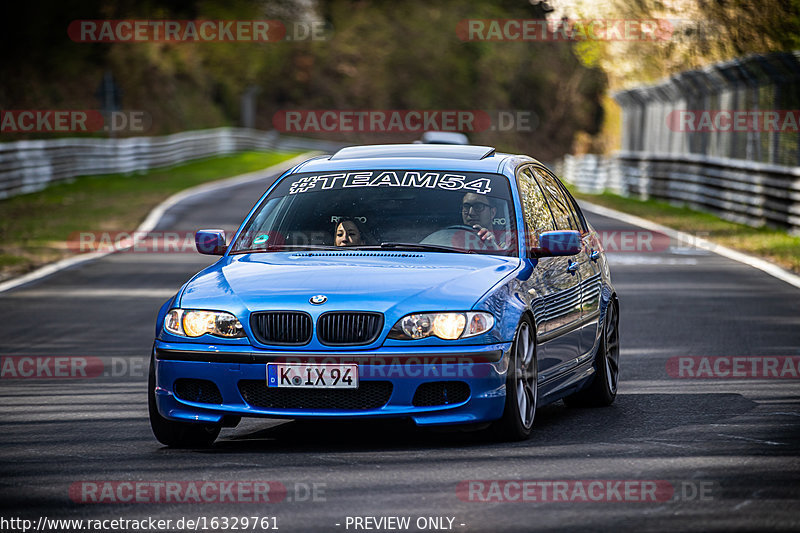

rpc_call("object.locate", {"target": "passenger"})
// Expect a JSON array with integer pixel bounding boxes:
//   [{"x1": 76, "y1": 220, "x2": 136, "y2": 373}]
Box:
[{"x1": 334, "y1": 218, "x2": 364, "y2": 247}]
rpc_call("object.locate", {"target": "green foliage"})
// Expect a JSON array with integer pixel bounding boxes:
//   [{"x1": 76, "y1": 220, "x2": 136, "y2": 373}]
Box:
[
  {"x1": 0, "y1": 151, "x2": 299, "y2": 281},
  {"x1": 0, "y1": 0, "x2": 606, "y2": 160},
  {"x1": 560, "y1": 0, "x2": 800, "y2": 87}
]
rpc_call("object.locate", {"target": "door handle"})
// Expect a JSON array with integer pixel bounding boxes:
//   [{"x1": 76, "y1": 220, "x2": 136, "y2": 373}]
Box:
[
  {"x1": 589, "y1": 250, "x2": 600, "y2": 262},
  {"x1": 567, "y1": 261, "x2": 579, "y2": 274}
]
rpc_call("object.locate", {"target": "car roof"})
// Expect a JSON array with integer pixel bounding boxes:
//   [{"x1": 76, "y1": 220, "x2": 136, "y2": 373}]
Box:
[
  {"x1": 331, "y1": 144, "x2": 494, "y2": 160},
  {"x1": 292, "y1": 144, "x2": 533, "y2": 174}
]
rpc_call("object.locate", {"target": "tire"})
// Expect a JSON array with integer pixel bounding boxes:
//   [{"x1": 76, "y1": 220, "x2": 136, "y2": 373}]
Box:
[
  {"x1": 494, "y1": 317, "x2": 538, "y2": 441},
  {"x1": 564, "y1": 298, "x2": 619, "y2": 407},
  {"x1": 148, "y1": 350, "x2": 220, "y2": 448}
]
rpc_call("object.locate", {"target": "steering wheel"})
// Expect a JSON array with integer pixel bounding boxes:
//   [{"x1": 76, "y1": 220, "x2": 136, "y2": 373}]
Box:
[
  {"x1": 446, "y1": 224, "x2": 479, "y2": 232},
  {"x1": 422, "y1": 224, "x2": 495, "y2": 250}
]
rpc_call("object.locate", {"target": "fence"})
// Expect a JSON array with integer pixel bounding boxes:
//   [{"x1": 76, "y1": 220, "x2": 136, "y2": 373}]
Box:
[
  {"x1": 616, "y1": 51, "x2": 800, "y2": 167},
  {"x1": 559, "y1": 51, "x2": 800, "y2": 234},
  {"x1": 0, "y1": 128, "x2": 345, "y2": 199}
]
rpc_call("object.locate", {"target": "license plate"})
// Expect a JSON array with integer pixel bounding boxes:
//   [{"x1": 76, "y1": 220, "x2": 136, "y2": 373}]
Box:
[{"x1": 267, "y1": 363, "x2": 359, "y2": 389}]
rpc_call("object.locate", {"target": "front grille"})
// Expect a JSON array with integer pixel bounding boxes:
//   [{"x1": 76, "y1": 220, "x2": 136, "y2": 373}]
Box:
[
  {"x1": 238, "y1": 380, "x2": 393, "y2": 410},
  {"x1": 251, "y1": 311, "x2": 312, "y2": 345},
  {"x1": 317, "y1": 312, "x2": 383, "y2": 346},
  {"x1": 412, "y1": 381, "x2": 470, "y2": 407},
  {"x1": 174, "y1": 378, "x2": 223, "y2": 404}
]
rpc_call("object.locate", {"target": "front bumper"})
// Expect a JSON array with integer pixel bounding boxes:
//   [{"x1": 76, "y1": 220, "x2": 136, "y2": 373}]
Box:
[{"x1": 153, "y1": 341, "x2": 511, "y2": 426}]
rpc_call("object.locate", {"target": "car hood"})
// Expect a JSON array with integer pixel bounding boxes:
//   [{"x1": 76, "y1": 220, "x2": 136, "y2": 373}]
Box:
[{"x1": 179, "y1": 251, "x2": 520, "y2": 315}]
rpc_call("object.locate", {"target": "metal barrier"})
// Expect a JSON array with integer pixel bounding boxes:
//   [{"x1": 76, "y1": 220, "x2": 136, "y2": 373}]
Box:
[
  {"x1": 558, "y1": 151, "x2": 800, "y2": 233},
  {"x1": 558, "y1": 51, "x2": 800, "y2": 234},
  {"x1": 614, "y1": 51, "x2": 800, "y2": 167},
  {"x1": 0, "y1": 128, "x2": 344, "y2": 199}
]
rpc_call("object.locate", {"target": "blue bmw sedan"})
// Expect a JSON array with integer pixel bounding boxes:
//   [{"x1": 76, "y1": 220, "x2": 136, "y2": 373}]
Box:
[{"x1": 149, "y1": 144, "x2": 619, "y2": 446}]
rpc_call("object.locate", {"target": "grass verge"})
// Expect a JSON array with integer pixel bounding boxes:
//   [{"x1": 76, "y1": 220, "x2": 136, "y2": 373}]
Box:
[
  {"x1": 0, "y1": 150, "x2": 302, "y2": 282},
  {"x1": 567, "y1": 187, "x2": 800, "y2": 275}
]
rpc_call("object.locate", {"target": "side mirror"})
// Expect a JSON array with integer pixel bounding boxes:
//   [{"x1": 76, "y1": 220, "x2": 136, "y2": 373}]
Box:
[
  {"x1": 531, "y1": 230, "x2": 581, "y2": 257},
  {"x1": 195, "y1": 229, "x2": 227, "y2": 255}
]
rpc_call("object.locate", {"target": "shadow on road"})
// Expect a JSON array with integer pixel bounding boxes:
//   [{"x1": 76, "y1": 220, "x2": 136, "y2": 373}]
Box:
[{"x1": 193, "y1": 392, "x2": 773, "y2": 454}]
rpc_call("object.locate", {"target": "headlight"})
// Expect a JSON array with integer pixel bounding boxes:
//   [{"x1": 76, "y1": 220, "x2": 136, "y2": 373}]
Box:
[
  {"x1": 164, "y1": 309, "x2": 245, "y2": 338},
  {"x1": 388, "y1": 312, "x2": 494, "y2": 340}
]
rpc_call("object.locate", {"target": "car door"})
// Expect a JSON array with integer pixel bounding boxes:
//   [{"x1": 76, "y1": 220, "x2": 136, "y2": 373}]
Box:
[
  {"x1": 562, "y1": 180, "x2": 603, "y2": 357},
  {"x1": 516, "y1": 167, "x2": 583, "y2": 378},
  {"x1": 533, "y1": 166, "x2": 602, "y2": 359}
]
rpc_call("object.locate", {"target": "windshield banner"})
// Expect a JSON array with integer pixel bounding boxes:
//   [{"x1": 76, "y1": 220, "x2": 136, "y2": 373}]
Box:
[{"x1": 283, "y1": 171, "x2": 494, "y2": 196}]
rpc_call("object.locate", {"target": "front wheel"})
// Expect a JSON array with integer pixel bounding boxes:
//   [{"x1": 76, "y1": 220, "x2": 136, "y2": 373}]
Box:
[
  {"x1": 148, "y1": 351, "x2": 220, "y2": 448},
  {"x1": 494, "y1": 317, "x2": 538, "y2": 441}
]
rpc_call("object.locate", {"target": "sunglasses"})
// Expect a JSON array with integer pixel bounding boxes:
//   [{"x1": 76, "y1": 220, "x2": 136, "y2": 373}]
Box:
[{"x1": 461, "y1": 202, "x2": 491, "y2": 213}]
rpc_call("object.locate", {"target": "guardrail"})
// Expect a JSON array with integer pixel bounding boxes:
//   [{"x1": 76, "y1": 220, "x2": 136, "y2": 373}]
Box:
[
  {"x1": 558, "y1": 152, "x2": 800, "y2": 234},
  {"x1": 558, "y1": 51, "x2": 800, "y2": 235},
  {"x1": 0, "y1": 128, "x2": 345, "y2": 199},
  {"x1": 613, "y1": 51, "x2": 800, "y2": 168}
]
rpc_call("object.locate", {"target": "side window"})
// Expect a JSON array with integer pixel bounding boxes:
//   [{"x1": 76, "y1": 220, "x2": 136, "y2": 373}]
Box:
[
  {"x1": 530, "y1": 167, "x2": 582, "y2": 232},
  {"x1": 563, "y1": 189, "x2": 589, "y2": 233},
  {"x1": 542, "y1": 167, "x2": 589, "y2": 232},
  {"x1": 231, "y1": 196, "x2": 284, "y2": 251},
  {"x1": 517, "y1": 168, "x2": 555, "y2": 248}
]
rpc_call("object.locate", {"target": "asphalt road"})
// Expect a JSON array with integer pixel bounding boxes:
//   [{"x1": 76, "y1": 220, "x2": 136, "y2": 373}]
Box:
[{"x1": 1, "y1": 163, "x2": 799, "y2": 533}]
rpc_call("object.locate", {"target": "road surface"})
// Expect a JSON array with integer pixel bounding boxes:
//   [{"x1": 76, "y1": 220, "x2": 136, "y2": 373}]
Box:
[{"x1": 1, "y1": 163, "x2": 798, "y2": 532}]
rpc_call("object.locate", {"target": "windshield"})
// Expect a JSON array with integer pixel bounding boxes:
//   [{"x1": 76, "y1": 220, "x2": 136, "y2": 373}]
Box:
[{"x1": 230, "y1": 169, "x2": 518, "y2": 256}]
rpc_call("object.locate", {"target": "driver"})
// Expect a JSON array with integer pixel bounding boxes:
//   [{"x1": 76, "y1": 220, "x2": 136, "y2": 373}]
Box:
[{"x1": 461, "y1": 192, "x2": 505, "y2": 250}]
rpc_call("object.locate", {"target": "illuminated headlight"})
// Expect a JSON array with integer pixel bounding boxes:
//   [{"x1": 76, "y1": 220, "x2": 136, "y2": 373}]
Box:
[
  {"x1": 388, "y1": 312, "x2": 494, "y2": 340},
  {"x1": 164, "y1": 309, "x2": 245, "y2": 338}
]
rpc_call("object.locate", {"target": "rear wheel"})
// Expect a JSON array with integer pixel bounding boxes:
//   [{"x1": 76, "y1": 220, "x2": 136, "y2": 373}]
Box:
[
  {"x1": 565, "y1": 299, "x2": 619, "y2": 407},
  {"x1": 494, "y1": 317, "x2": 537, "y2": 441},
  {"x1": 148, "y1": 351, "x2": 220, "y2": 448}
]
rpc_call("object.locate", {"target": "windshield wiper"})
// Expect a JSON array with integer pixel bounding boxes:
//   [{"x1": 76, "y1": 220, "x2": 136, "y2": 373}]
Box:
[
  {"x1": 361, "y1": 242, "x2": 475, "y2": 254},
  {"x1": 235, "y1": 243, "x2": 475, "y2": 254},
  {"x1": 232, "y1": 244, "x2": 342, "y2": 254}
]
